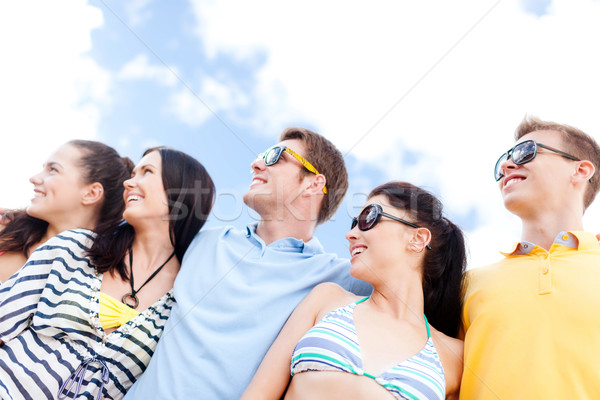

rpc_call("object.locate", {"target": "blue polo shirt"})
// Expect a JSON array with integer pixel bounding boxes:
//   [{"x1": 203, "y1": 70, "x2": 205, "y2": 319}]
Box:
[{"x1": 124, "y1": 224, "x2": 371, "y2": 400}]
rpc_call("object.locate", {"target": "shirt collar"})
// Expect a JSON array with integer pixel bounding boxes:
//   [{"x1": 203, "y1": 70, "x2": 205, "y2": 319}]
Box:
[
  {"x1": 501, "y1": 231, "x2": 599, "y2": 256},
  {"x1": 244, "y1": 222, "x2": 324, "y2": 255}
]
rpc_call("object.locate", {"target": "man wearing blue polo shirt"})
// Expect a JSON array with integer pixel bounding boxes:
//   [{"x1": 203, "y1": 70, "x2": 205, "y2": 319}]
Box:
[{"x1": 125, "y1": 127, "x2": 371, "y2": 399}]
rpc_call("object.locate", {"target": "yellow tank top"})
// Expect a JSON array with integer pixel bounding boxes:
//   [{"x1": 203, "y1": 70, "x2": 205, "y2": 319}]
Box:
[{"x1": 99, "y1": 292, "x2": 141, "y2": 330}]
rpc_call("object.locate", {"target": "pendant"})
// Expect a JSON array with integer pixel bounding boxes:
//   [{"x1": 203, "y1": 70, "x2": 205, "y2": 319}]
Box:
[{"x1": 122, "y1": 293, "x2": 139, "y2": 309}]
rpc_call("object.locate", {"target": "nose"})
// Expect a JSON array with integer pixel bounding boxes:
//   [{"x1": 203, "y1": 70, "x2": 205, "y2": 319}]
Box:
[
  {"x1": 250, "y1": 157, "x2": 267, "y2": 173},
  {"x1": 345, "y1": 224, "x2": 360, "y2": 242},
  {"x1": 29, "y1": 171, "x2": 43, "y2": 185},
  {"x1": 498, "y1": 156, "x2": 518, "y2": 179},
  {"x1": 123, "y1": 176, "x2": 135, "y2": 189}
]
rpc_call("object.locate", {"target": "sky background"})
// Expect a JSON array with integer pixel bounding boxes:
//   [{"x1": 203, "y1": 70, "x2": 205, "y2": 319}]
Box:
[{"x1": 1, "y1": 0, "x2": 600, "y2": 269}]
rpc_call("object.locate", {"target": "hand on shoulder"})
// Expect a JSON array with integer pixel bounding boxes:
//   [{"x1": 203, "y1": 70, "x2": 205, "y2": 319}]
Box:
[{"x1": 0, "y1": 208, "x2": 13, "y2": 231}]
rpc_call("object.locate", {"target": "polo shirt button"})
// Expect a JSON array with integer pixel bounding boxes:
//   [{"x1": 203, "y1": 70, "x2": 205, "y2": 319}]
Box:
[
  {"x1": 542, "y1": 267, "x2": 549, "y2": 275},
  {"x1": 562, "y1": 234, "x2": 569, "y2": 241}
]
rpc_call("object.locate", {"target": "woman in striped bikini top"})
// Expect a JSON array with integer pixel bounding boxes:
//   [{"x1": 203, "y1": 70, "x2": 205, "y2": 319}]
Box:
[{"x1": 242, "y1": 182, "x2": 467, "y2": 400}]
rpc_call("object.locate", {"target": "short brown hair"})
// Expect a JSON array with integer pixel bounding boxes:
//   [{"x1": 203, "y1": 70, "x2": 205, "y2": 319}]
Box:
[
  {"x1": 279, "y1": 127, "x2": 348, "y2": 224},
  {"x1": 515, "y1": 116, "x2": 600, "y2": 209}
]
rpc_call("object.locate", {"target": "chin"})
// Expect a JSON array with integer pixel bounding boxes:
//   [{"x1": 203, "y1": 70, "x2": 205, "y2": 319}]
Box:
[
  {"x1": 242, "y1": 192, "x2": 252, "y2": 207},
  {"x1": 25, "y1": 205, "x2": 43, "y2": 219},
  {"x1": 503, "y1": 195, "x2": 529, "y2": 217},
  {"x1": 122, "y1": 208, "x2": 136, "y2": 222},
  {"x1": 243, "y1": 191, "x2": 269, "y2": 214},
  {"x1": 349, "y1": 263, "x2": 366, "y2": 280}
]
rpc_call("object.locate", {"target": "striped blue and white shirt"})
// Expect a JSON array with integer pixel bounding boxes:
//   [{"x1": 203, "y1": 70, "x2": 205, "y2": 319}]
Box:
[{"x1": 0, "y1": 229, "x2": 174, "y2": 400}]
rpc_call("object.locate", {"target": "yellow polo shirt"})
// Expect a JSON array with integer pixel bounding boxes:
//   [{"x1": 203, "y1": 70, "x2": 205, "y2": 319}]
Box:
[{"x1": 461, "y1": 231, "x2": 600, "y2": 400}]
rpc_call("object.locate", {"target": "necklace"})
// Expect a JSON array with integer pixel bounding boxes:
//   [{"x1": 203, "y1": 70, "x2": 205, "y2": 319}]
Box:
[{"x1": 122, "y1": 246, "x2": 176, "y2": 309}]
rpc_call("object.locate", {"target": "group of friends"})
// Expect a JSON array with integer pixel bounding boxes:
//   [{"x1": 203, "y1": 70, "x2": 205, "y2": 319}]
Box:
[{"x1": 0, "y1": 117, "x2": 598, "y2": 399}]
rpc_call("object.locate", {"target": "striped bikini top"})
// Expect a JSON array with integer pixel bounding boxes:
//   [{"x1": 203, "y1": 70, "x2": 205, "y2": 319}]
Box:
[{"x1": 290, "y1": 297, "x2": 445, "y2": 400}]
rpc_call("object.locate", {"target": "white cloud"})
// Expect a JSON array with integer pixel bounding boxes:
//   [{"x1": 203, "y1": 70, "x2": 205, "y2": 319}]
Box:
[
  {"x1": 189, "y1": 0, "x2": 600, "y2": 268},
  {"x1": 0, "y1": 0, "x2": 108, "y2": 208},
  {"x1": 166, "y1": 76, "x2": 249, "y2": 127},
  {"x1": 118, "y1": 54, "x2": 179, "y2": 87},
  {"x1": 125, "y1": 0, "x2": 154, "y2": 27},
  {"x1": 2, "y1": 0, "x2": 598, "y2": 271}
]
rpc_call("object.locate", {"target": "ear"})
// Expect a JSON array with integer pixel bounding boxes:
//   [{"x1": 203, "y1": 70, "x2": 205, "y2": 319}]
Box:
[
  {"x1": 572, "y1": 160, "x2": 595, "y2": 184},
  {"x1": 81, "y1": 182, "x2": 104, "y2": 206},
  {"x1": 302, "y1": 174, "x2": 327, "y2": 196},
  {"x1": 408, "y1": 227, "x2": 432, "y2": 252}
]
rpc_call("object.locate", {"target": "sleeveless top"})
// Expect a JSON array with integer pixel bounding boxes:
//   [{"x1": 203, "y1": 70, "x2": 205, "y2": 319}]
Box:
[{"x1": 290, "y1": 297, "x2": 445, "y2": 400}]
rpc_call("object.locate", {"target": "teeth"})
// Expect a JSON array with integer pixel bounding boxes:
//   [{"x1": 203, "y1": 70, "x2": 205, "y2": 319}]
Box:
[
  {"x1": 34, "y1": 192, "x2": 45, "y2": 197},
  {"x1": 127, "y1": 195, "x2": 141, "y2": 202},
  {"x1": 351, "y1": 247, "x2": 365, "y2": 257},
  {"x1": 505, "y1": 177, "x2": 524, "y2": 188},
  {"x1": 252, "y1": 178, "x2": 265, "y2": 185}
]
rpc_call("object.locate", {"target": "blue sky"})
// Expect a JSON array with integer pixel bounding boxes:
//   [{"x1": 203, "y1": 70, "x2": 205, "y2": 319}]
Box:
[{"x1": 2, "y1": 0, "x2": 600, "y2": 267}]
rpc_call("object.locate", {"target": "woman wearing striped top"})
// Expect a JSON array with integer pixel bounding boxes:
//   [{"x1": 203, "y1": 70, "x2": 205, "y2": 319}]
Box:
[
  {"x1": 0, "y1": 140, "x2": 133, "y2": 283},
  {"x1": 242, "y1": 182, "x2": 466, "y2": 399},
  {"x1": 0, "y1": 147, "x2": 215, "y2": 399}
]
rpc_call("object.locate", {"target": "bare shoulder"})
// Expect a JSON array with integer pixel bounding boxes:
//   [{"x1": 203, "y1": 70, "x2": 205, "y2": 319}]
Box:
[
  {"x1": 309, "y1": 282, "x2": 360, "y2": 320},
  {"x1": 430, "y1": 328, "x2": 464, "y2": 397},
  {"x1": 431, "y1": 329, "x2": 463, "y2": 357}
]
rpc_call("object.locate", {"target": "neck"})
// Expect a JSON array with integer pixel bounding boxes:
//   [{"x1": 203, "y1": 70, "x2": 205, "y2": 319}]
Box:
[
  {"x1": 255, "y1": 217, "x2": 316, "y2": 245},
  {"x1": 520, "y1": 212, "x2": 584, "y2": 250},
  {"x1": 45, "y1": 211, "x2": 99, "y2": 242},
  {"x1": 367, "y1": 265, "x2": 425, "y2": 321},
  {"x1": 130, "y1": 222, "x2": 175, "y2": 270},
  {"x1": 30, "y1": 217, "x2": 97, "y2": 258},
  {"x1": 370, "y1": 260, "x2": 425, "y2": 320}
]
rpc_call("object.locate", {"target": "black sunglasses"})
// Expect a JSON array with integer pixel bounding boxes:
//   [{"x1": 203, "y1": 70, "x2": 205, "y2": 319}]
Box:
[
  {"x1": 494, "y1": 140, "x2": 581, "y2": 181},
  {"x1": 351, "y1": 204, "x2": 431, "y2": 250},
  {"x1": 253, "y1": 145, "x2": 327, "y2": 193}
]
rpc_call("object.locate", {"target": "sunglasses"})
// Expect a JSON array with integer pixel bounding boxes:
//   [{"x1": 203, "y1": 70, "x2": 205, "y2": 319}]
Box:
[
  {"x1": 351, "y1": 204, "x2": 431, "y2": 250},
  {"x1": 494, "y1": 140, "x2": 581, "y2": 182},
  {"x1": 254, "y1": 145, "x2": 327, "y2": 193}
]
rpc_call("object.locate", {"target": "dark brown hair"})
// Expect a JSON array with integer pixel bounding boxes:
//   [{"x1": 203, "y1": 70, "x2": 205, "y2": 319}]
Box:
[
  {"x1": 279, "y1": 127, "x2": 348, "y2": 224},
  {"x1": 88, "y1": 147, "x2": 215, "y2": 280},
  {"x1": 369, "y1": 181, "x2": 467, "y2": 338},
  {"x1": 0, "y1": 140, "x2": 133, "y2": 257}
]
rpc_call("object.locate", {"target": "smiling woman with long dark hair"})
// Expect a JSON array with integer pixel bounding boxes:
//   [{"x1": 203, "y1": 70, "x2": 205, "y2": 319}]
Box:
[
  {"x1": 242, "y1": 181, "x2": 466, "y2": 400},
  {"x1": 0, "y1": 146, "x2": 215, "y2": 400},
  {"x1": 0, "y1": 140, "x2": 133, "y2": 282}
]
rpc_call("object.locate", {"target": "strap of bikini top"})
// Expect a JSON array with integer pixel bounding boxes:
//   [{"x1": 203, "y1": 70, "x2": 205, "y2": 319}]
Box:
[
  {"x1": 424, "y1": 315, "x2": 431, "y2": 338},
  {"x1": 355, "y1": 296, "x2": 369, "y2": 305}
]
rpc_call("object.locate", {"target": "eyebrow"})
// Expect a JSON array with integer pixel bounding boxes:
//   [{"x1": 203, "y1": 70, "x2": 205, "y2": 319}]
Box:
[
  {"x1": 44, "y1": 161, "x2": 63, "y2": 169},
  {"x1": 133, "y1": 163, "x2": 157, "y2": 172}
]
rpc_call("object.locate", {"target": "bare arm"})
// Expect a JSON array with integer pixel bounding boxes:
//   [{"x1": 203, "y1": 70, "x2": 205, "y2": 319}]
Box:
[
  {"x1": 241, "y1": 283, "x2": 348, "y2": 400},
  {"x1": 433, "y1": 331, "x2": 464, "y2": 400}
]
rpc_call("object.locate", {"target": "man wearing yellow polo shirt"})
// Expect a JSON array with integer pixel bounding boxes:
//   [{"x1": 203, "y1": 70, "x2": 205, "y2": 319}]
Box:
[{"x1": 461, "y1": 116, "x2": 600, "y2": 399}]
